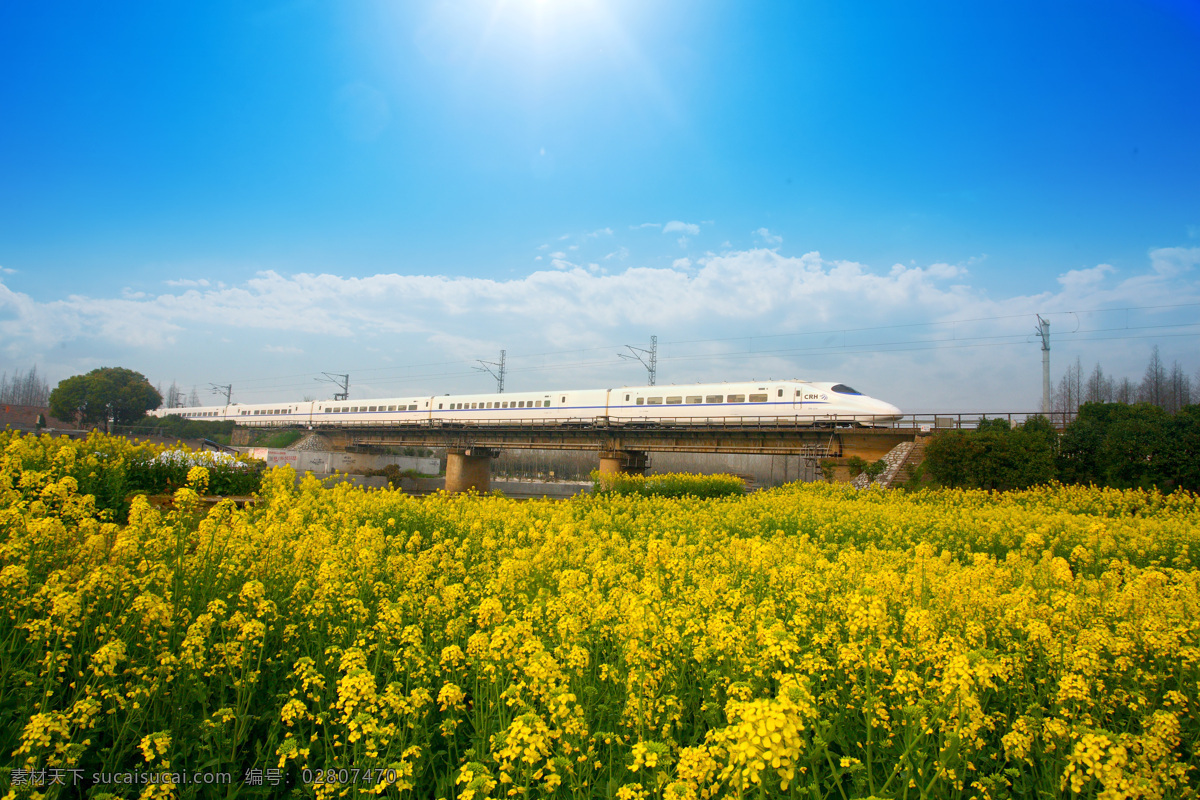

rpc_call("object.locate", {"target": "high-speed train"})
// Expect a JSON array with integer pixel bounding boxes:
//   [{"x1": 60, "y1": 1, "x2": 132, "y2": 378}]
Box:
[{"x1": 149, "y1": 380, "x2": 903, "y2": 427}]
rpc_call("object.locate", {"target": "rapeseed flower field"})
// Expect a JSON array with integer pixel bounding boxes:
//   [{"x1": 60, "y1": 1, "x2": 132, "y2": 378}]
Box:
[{"x1": 1, "y1": 431, "x2": 1198, "y2": 799}]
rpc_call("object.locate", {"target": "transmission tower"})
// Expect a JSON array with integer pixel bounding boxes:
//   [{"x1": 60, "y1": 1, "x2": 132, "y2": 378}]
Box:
[
  {"x1": 317, "y1": 372, "x2": 350, "y2": 401},
  {"x1": 1035, "y1": 316, "x2": 1050, "y2": 414},
  {"x1": 210, "y1": 383, "x2": 232, "y2": 405},
  {"x1": 619, "y1": 335, "x2": 657, "y2": 386},
  {"x1": 476, "y1": 350, "x2": 507, "y2": 393}
]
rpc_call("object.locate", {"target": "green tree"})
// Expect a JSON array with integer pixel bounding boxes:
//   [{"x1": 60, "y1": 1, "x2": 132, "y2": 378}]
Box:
[
  {"x1": 48, "y1": 367, "x2": 162, "y2": 427},
  {"x1": 48, "y1": 374, "x2": 91, "y2": 426},
  {"x1": 1057, "y1": 402, "x2": 1125, "y2": 485},
  {"x1": 1163, "y1": 405, "x2": 1200, "y2": 492},
  {"x1": 924, "y1": 418, "x2": 1055, "y2": 491},
  {"x1": 1099, "y1": 404, "x2": 1170, "y2": 489},
  {"x1": 924, "y1": 430, "x2": 982, "y2": 488}
]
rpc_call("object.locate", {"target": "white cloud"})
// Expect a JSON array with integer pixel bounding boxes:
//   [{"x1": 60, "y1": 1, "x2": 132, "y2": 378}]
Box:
[
  {"x1": 632, "y1": 222, "x2": 661, "y2": 229},
  {"x1": 585, "y1": 227, "x2": 613, "y2": 239},
  {"x1": 1148, "y1": 246, "x2": 1199, "y2": 277},
  {"x1": 663, "y1": 220, "x2": 700, "y2": 236},
  {"x1": 1057, "y1": 264, "x2": 1115, "y2": 289},
  {"x1": 753, "y1": 227, "x2": 783, "y2": 246},
  {"x1": 604, "y1": 247, "x2": 630, "y2": 261},
  {"x1": 0, "y1": 266, "x2": 15, "y2": 275},
  {"x1": 165, "y1": 278, "x2": 211, "y2": 287},
  {"x1": 549, "y1": 251, "x2": 567, "y2": 259},
  {"x1": 2, "y1": 245, "x2": 1196, "y2": 409}
]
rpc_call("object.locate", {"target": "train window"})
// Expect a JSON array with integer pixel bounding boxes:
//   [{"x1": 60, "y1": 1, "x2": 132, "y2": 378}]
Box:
[
  {"x1": 519, "y1": 401, "x2": 526, "y2": 408},
  {"x1": 727, "y1": 394, "x2": 745, "y2": 403},
  {"x1": 777, "y1": 389, "x2": 783, "y2": 397},
  {"x1": 625, "y1": 394, "x2": 630, "y2": 401},
  {"x1": 647, "y1": 397, "x2": 663, "y2": 405},
  {"x1": 749, "y1": 394, "x2": 768, "y2": 403},
  {"x1": 561, "y1": 396, "x2": 566, "y2": 402},
  {"x1": 686, "y1": 396, "x2": 702, "y2": 404},
  {"x1": 636, "y1": 398, "x2": 644, "y2": 405},
  {"x1": 387, "y1": 405, "x2": 395, "y2": 412},
  {"x1": 831, "y1": 384, "x2": 862, "y2": 395},
  {"x1": 367, "y1": 406, "x2": 375, "y2": 412},
  {"x1": 543, "y1": 400, "x2": 551, "y2": 407},
  {"x1": 706, "y1": 395, "x2": 722, "y2": 403},
  {"x1": 408, "y1": 404, "x2": 417, "y2": 411},
  {"x1": 666, "y1": 396, "x2": 682, "y2": 404},
  {"x1": 438, "y1": 403, "x2": 443, "y2": 409}
]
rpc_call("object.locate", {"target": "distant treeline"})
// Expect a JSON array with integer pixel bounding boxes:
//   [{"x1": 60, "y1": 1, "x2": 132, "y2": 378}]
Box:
[
  {"x1": 1052, "y1": 345, "x2": 1195, "y2": 414},
  {"x1": 0, "y1": 365, "x2": 50, "y2": 407},
  {"x1": 925, "y1": 402, "x2": 1200, "y2": 493}
]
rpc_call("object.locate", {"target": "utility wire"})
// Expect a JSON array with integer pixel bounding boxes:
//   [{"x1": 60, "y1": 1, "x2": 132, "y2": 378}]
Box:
[{"x1": 213, "y1": 309, "x2": 1200, "y2": 400}]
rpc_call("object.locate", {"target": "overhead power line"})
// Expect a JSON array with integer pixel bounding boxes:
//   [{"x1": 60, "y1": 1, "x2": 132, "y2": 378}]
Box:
[
  {"x1": 317, "y1": 372, "x2": 350, "y2": 401},
  {"x1": 619, "y1": 335, "x2": 657, "y2": 386},
  {"x1": 475, "y1": 350, "x2": 506, "y2": 393}
]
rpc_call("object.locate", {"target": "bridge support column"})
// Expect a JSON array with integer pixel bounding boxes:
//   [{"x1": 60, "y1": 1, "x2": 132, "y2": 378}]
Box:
[
  {"x1": 445, "y1": 448, "x2": 498, "y2": 494},
  {"x1": 598, "y1": 450, "x2": 648, "y2": 478}
]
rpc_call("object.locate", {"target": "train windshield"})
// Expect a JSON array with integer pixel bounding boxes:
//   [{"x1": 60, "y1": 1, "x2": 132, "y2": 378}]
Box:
[{"x1": 830, "y1": 384, "x2": 862, "y2": 395}]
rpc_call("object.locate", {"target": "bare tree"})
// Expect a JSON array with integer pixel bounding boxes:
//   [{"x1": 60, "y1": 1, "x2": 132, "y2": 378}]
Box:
[
  {"x1": 1138, "y1": 345, "x2": 1167, "y2": 407},
  {"x1": 0, "y1": 365, "x2": 51, "y2": 406},
  {"x1": 1053, "y1": 357, "x2": 1084, "y2": 414},
  {"x1": 1166, "y1": 361, "x2": 1191, "y2": 413},
  {"x1": 1084, "y1": 362, "x2": 1113, "y2": 404},
  {"x1": 187, "y1": 386, "x2": 201, "y2": 408},
  {"x1": 1115, "y1": 377, "x2": 1136, "y2": 404}
]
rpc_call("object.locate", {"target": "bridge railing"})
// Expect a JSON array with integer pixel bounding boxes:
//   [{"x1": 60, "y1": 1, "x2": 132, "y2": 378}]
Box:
[{"x1": 305, "y1": 412, "x2": 1076, "y2": 429}]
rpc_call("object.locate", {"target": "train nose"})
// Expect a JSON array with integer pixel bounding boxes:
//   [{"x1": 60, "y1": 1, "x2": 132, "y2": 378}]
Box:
[{"x1": 874, "y1": 400, "x2": 903, "y2": 420}]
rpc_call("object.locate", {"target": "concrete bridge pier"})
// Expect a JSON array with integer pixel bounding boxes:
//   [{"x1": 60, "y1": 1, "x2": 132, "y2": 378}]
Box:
[
  {"x1": 598, "y1": 450, "x2": 648, "y2": 477},
  {"x1": 445, "y1": 447, "x2": 499, "y2": 493}
]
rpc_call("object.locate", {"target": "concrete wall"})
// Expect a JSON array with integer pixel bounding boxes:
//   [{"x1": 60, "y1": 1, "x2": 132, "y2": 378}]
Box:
[
  {"x1": 649, "y1": 452, "x2": 817, "y2": 486},
  {"x1": 244, "y1": 448, "x2": 440, "y2": 476}
]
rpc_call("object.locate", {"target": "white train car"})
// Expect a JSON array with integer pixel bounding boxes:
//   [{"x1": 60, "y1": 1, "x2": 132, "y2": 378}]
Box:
[
  {"x1": 315, "y1": 396, "x2": 432, "y2": 426},
  {"x1": 148, "y1": 378, "x2": 902, "y2": 428},
  {"x1": 608, "y1": 380, "x2": 899, "y2": 424},
  {"x1": 432, "y1": 388, "x2": 610, "y2": 424}
]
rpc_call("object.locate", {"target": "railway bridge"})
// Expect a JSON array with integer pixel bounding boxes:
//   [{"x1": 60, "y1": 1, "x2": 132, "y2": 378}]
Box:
[
  {"x1": 235, "y1": 416, "x2": 916, "y2": 492},
  {"x1": 229, "y1": 412, "x2": 1059, "y2": 492}
]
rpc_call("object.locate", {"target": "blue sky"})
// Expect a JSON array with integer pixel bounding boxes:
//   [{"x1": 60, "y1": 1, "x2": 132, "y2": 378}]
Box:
[{"x1": 2, "y1": 0, "x2": 1199, "y2": 410}]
